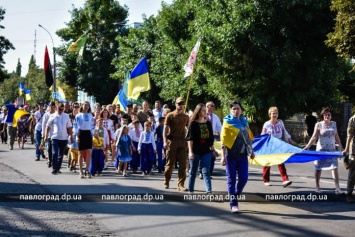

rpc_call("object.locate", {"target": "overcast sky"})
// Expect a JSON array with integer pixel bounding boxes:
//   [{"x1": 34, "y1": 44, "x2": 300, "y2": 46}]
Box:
[{"x1": 1, "y1": 0, "x2": 173, "y2": 76}]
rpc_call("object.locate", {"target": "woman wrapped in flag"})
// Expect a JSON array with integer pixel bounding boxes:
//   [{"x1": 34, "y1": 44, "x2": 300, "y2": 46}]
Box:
[
  {"x1": 261, "y1": 106, "x2": 296, "y2": 187},
  {"x1": 220, "y1": 101, "x2": 254, "y2": 213},
  {"x1": 304, "y1": 107, "x2": 344, "y2": 195}
]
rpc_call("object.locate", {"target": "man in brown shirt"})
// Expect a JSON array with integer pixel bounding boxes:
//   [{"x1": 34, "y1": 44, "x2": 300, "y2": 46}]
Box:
[{"x1": 163, "y1": 97, "x2": 189, "y2": 191}]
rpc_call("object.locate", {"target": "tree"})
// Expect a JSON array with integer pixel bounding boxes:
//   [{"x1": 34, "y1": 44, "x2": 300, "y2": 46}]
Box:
[
  {"x1": 56, "y1": 0, "x2": 129, "y2": 104},
  {"x1": 16, "y1": 58, "x2": 21, "y2": 76},
  {"x1": 116, "y1": 0, "x2": 350, "y2": 122},
  {"x1": 326, "y1": 0, "x2": 355, "y2": 64},
  {"x1": 0, "y1": 7, "x2": 15, "y2": 82}
]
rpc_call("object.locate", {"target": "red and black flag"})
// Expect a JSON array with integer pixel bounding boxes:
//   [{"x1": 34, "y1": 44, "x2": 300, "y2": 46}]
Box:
[{"x1": 44, "y1": 46, "x2": 53, "y2": 88}]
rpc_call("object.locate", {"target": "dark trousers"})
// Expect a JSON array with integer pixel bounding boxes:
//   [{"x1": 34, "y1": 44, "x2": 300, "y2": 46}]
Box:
[
  {"x1": 130, "y1": 141, "x2": 140, "y2": 170},
  {"x1": 156, "y1": 141, "x2": 165, "y2": 172},
  {"x1": 7, "y1": 126, "x2": 17, "y2": 148},
  {"x1": 0, "y1": 124, "x2": 7, "y2": 143},
  {"x1": 140, "y1": 143, "x2": 155, "y2": 173},
  {"x1": 348, "y1": 160, "x2": 355, "y2": 196},
  {"x1": 51, "y1": 139, "x2": 68, "y2": 171},
  {"x1": 225, "y1": 156, "x2": 248, "y2": 207},
  {"x1": 47, "y1": 138, "x2": 53, "y2": 162}
]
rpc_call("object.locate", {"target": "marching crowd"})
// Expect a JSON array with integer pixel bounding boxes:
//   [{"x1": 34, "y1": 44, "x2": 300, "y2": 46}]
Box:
[{"x1": 1, "y1": 98, "x2": 355, "y2": 212}]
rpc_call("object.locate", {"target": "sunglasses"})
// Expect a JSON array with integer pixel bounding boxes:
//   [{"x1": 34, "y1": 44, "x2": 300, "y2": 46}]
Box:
[
  {"x1": 74, "y1": 106, "x2": 80, "y2": 108},
  {"x1": 177, "y1": 102, "x2": 185, "y2": 106},
  {"x1": 58, "y1": 108, "x2": 64, "y2": 111}
]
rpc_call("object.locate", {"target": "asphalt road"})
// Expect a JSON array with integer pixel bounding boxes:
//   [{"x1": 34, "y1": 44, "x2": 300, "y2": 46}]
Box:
[{"x1": 0, "y1": 141, "x2": 354, "y2": 237}]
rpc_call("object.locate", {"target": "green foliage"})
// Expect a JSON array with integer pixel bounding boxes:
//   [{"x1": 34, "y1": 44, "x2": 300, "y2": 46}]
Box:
[
  {"x1": 56, "y1": 0, "x2": 128, "y2": 104},
  {"x1": 327, "y1": 0, "x2": 355, "y2": 62},
  {"x1": 16, "y1": 58, "x2": 21, "y2": 77},
  {"x1": 0, "y1": 7, "x2": 15, "y2": 82},
  {"x1": 114, "y1": 0, "x2": 351, "y2": 122}
]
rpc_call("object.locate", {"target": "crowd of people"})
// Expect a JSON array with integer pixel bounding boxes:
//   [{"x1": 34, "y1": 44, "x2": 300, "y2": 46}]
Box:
[{"x1": 1, "y1": 99, "x2": 355, "y2": 212}]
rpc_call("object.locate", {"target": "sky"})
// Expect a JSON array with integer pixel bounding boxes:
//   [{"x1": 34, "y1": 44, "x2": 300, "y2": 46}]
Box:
[{"x1": 0, "y1": 0, "x2": 173, "y2": 76}]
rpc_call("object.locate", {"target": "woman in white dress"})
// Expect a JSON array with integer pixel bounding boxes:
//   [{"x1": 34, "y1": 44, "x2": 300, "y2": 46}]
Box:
[{"x1": 304, "y1": 107, "x2": 344, "y2": 194}]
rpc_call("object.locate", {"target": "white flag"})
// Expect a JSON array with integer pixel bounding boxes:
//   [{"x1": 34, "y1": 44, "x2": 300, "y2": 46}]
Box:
[{"x1": 183, "y1": 39, "x2": 201, "y2": 78}]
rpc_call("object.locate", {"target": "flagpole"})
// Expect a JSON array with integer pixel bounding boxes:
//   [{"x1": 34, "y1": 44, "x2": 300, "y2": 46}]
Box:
[{"x1": 184, "y1": 65, "x2": 194, "y2": 113}]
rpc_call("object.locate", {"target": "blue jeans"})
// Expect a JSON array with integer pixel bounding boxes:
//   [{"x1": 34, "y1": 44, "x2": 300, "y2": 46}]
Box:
[
  {"x1": 35, "y1": 130, "x2": 44, "y2": 158},
  {"x1": 156, "y1": 141, "x2": 165, "y2": 172},
  {"x1": 188, "y1": 152, "x2": 212, "y2": 193},
  {"x1": 225, "y1": 155, "x2": 248, "y2": 207},
  {"x1": 51, "y1": 139, "x2": 68, "y2": 171}
]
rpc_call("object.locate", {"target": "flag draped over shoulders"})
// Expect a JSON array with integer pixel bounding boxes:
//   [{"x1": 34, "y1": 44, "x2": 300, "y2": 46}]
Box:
[
  {"x1": 44, "y1": 46, "x2": 53, "y2": 88},
  {"x1": 249, "y1": 134, "x2": 342, "y2": 166},
  {"x1": 127, "y1": 57, "x2": 150, "y2": 100},
  {"x1": 220, "y1": 114, "x2": 254, "y2": 149}
]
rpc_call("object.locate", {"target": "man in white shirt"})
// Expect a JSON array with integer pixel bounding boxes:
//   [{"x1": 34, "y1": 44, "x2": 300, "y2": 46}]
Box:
[
  {"x1": 42, "y1": 101, "x2": 56, "y2": 168},
  {"x1": 45, "y1": 102, "x2": 73, "y2": 174},
  {"x1": 152, "y1": 100, "x2": 163, "y2": 126}
]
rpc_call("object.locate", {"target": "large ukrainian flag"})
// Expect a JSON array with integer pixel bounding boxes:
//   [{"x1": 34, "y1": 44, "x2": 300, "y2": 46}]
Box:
[
  {"x1": 5, "y1": 105, "x2": 29, "y2": 128},
  {"x1": 250, "y1": 134, "x2": 342, "y2": 166},
  {"x1": 127, "y1": 57, "x2": 150, "y2": 100},
  {"x1": 220, "y1": 114, "x2": 254, "y2": 150}
]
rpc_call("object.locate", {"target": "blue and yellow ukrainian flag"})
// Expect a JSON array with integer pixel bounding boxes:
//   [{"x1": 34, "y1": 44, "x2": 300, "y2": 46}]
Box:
[
  {"x1": 5, "y1": 105, "x2": 29, "y2": 128},
  {"x1": 19, "y1": 83, "x2": 25, "y2": 96},
  {"x1": 250, "y1": 134, "x2": 342, "y2": 166},
  {"x1": 113, "y1": 71, "x2": 130, "y2": 112},
  {"x1": 220, "y1": 114, "x2": 254, "y2": 150},
  {"x1": 127, "y1": 57, "x2": 150, "y2": 100},
  {"x1": 25, "y1": 89, "x2": 31, "y2": 101}
]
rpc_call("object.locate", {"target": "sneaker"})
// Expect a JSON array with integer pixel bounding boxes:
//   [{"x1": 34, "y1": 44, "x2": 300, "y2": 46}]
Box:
[
  {"x1": 47, "y1": 162, "x2": 52, "y2": 168},
  {"x1": 264, "y1": 182, "x2": 271, "y2": 186},
  {"x1": 51, "y1": 170, "x2": 58, "y2": 175},
  {"x1": 103, "y1": 164, "x2": 108, "y2": 170},
  {"x1": 57, "y1": 170, "x2": 62, "y2": 174},
  {"x1": 335, "y1": 189, "x2": 345, "y2": 195},
  {"x1": 177, "y1": 186, "x2": 188, "y2": 192},
  {"x1": 79, "y1": 172, "x2": 84, "y2": 179},
  {"x1": 282, "y1": 180, "x2": 292, "y2": 188},
  {"x1": 231, "y1": 206, "x2": 239, "y2": 213},
  {"x1": 123, "y1": 172, "x2": 128, "y2": 177},
  {"x1": 35, "y1": 157, "x2": 40, "y2": 161},
  {"x1": 198, "y1": 173, "x2": 203, "y2": 179},
  {"x1": 315, "y1": 188, "x2": 322, "y2": 193},
  {"x1": 346, "y1": 196, "x2": 354, "y2": 203}
]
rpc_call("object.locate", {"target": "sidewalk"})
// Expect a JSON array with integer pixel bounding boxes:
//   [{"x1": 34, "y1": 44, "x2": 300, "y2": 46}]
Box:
[{"x1": 0, "y1": 160, "x2": 116, "y2": 236}]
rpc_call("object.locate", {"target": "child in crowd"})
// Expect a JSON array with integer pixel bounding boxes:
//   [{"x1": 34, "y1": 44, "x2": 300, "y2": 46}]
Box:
[
  {"x1": 113, "y1": 118, "x2": 128, "y2": 170},
  {"x1": 116, "y1": 125, "x2": 132, "y2": 176},
  {"x1": 128, "y1": 113, "x2": 143, "y2": 131},
  {"x1": 138, "y1": 121, "x2": 157, "y2": 175},
  {"x1": 129, "y1": 120, "x2": 142, "y2": 173},
  {"x1": 148, "y1": 114, "x2": 156, "y2": 133},
  {"x1": 155, "y1": 117, "x2": 165, "y2": 173},
  {"x1": 90, "y1": 130, "x2": 105, "y2": 176},
  {"x1": 69, "y1": 133, "x2": 79, "y2": 172}
]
